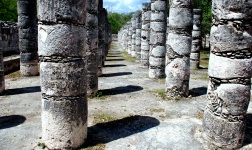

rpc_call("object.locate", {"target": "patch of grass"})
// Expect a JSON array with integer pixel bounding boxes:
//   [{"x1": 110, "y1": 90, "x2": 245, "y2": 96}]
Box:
[
  {"x1": 121, "y1": 51, "x2": 136, "y2": 62},
  {"x1": 82, "y1": 144, "x2": 106, "y2": 150},
  {"x1": 5, "y1": 70, "x2": 21, "y2": 79},
  {"x1": 192, "y1": 74, "x2": 209, "y2": 80},
  {"x1": 89, "y1": 91, "x2": 109, "y2": 100},
  {"x1": 154, "y1": 78, "x2": 166, "y2": 84},
  {"x1": 147, "y1": 89, "x2": 182, "y2": 101},
  {"x1": 37, "y1": 142, "x2": 46, "y2": 149},
  {"x1": 92, "y1": 114, "x2": 117, "y2": 125},
  {"x1": 150, "y1": 108, "x2": 165, "y2": 113},
  {"x1": 200, "y1": 51, "x2": 210, "y2": 68}
]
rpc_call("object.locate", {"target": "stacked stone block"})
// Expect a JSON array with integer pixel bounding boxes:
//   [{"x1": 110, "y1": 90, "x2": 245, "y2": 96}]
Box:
[
  {"x1": 86, "y1": 0, "x2": 99, "y2": 96},
  {"x1": 135, "y1": 11, "x2": 142, "y2": 61},
  {"x1": 165, "y1": 0, "x2": 193, "y2": 97},
  {"x1": 141, "y1": 2, "x2": 151, "y2": 67},
  {"x1": 202, "y1": 1, "x2": 252, "y2": 149},
  {"x1": 18, "y1": 0, "x2": 38, "y2": 76},
  {"x1": 0, "y1": 48, "x2": 4, "y2": 93},
  {"x1": 149, "y1": 0, "x2": 167, "y2": 78},
  {"x1": 131, "y1": 13, "x2": 137, "y2": 57},
  {"x1": 190, "y1": 9, "x2": 202, "y2": 69},
  {"x1": 38, "y1": 0, "x2": 87, "y2": 149}
]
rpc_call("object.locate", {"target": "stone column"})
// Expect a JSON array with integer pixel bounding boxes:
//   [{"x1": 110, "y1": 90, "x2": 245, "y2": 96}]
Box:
[
  {"x1": 141, "y1": 2, "x2": 151, "y2": 68},
  {"x1": 190, "y1": 9, "x2": 202, "y2": 69},
  {"x1": 165, "y1": 0, "x2": 193, "y2": 97},
  {"x1": 202, "y1": 1, "x2": 252, "y2": 149},
  {"x1": 86, "y1": 0, "x2": 99, "y2": 96},
  {"x1": 135, "y1": 11, "x2": 142, "y2": 61},
  {"x1": 97, "y1": 0, "x2": 103, "y2": 76},
  {"x1": 0, "y1": 48, "x2": 4, "y2": 93},
  {"x1": 149, "y1": 0, "x2": 167, "y2": 78},
  {"x1": 38, "y1": 0, "x2": 87, "y2": 149},
  {"x1": 18, "y1": 0, "x2": 38, "y2": 76},
  {"x1": 128, "y1": 21, "x2": 133, "y2": 54},
  {"x1": 131, "y1": 13, "x2": 137, "y2": 57}
]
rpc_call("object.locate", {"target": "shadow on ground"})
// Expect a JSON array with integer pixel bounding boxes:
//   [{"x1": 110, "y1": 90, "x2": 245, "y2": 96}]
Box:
[
  {"x1": 189, "y1": 87, "x2": 207, "y2": 97},
  {"x1": 2, "y1": 86, "x2": 41, "y2": 95},
  {"x1": 101, "y1": 72, "x2": 132, "y2": 77},
  {"x1": 104, "y1": 64, "x2": 126, "y2": 67},
  {"x1": 243, "y1": 113, "x2": 252, "y2": 146},
  {"x1": 99, "y1": 85, "x2": 143, "y2": 96},
  {"x1": 82, "y1": 115, "x2": 160, "y2": 148},
  {"x1": 0, "y1": 115, "x2": 26, "y2": 129}
]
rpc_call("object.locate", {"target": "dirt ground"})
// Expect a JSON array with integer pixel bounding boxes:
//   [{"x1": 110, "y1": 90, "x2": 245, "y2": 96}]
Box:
[{"x1": 0, "y1": 41, "x2": 252, "y2": 150}]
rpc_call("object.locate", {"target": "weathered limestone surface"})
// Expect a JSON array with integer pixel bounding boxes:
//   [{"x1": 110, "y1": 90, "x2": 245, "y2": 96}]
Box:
[
  {"x1": 131, "y1": 13, "x2": 137, "y2": 57},
  {"x1": 141, "y1": 2, "x2": 151, "y2": 67},
  {"x1": 135, "y1": 11, "x2": 142, "y2": 61},
  {"x1": 0, "y1": 48, "x2": 4, "y2": 93},
  {"x1": 149, "y1": 0, "x2": 167, "y2": 78},
  {"x1": 202, "y1": 0, "x2": 252, "y2": 149},
  {"x1": 165, "y1": 0, "x2": 193, "y2": 97},
  {"x1": 190, "y1": 9, "x2": 202, "y2": 69},
  {"x1": 86, "y1": 0, "x2": 99, "y2": 96},
  {"x1": 38, "y1": 0, "x2": 87, "y2": 149},
  {"x1": 18, "y1": 0, "x2": 38, "y2": 76}
]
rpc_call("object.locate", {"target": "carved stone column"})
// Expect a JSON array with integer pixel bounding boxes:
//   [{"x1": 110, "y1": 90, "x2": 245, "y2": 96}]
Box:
[
  {"x1": 128, "y1": 20, "x2": 133, "y2": 54},
  {"x1": 38, "y1": 0, "x2": 87, "y2": 149},
  {"x1": 141, "y1": 2, "x2": 151, "y2": 67},
  {"x1": 190, "y1": 9, "x2": 202, "y2": 69},
  {"x1": 202, "y1": 1, "x2": 252, "y2": 149},
  {"x1": 18, "y1": 0, "x2": 38, "y2": 76},
  {"x1": 131, "y1": 13, "x2": 137, "y2": 57},
  {"x1": 97, "y1": 0, "x2": 104, "y2": 76},
  {"x1": 0, "y1": 48, "x2": 4, "y2": 93},
  {"x1": 86, "y1": 0, "x2": 99, "y2": 96},
  {"x1": 135, "y1": 11, "x2": 142, "y2": 61},
  {"x1": 149, "y1": 0, "x2": 167, "y2": 78},
  {"x1": 165, "y1": 0, "x2": 193, "y2": 97}
]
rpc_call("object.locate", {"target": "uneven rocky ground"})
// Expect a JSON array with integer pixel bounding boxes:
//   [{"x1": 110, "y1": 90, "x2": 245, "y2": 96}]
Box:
[{"x1": 0, "y1": 41, "x2": 252, "y2": 150}]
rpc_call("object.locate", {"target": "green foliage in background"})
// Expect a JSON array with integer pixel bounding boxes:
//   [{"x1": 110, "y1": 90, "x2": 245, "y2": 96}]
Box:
[
  {"x1": 193, "y1": 0, "x2": 212, "y2": 36},
  {"x1": 108, "y1": 12, "x2": 133, "y2": 34},
  {"x1": 0, "y1": 0, "x2": 18, "y2": 22}
]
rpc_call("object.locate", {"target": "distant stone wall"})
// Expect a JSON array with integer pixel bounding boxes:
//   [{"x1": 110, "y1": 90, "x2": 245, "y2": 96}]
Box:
[{"x1": 0, "y1": 21, "x2": 19, "y2": 54}]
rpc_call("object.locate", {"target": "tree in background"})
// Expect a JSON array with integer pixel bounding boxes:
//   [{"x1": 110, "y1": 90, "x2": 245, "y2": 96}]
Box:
[
  {"x1": 0, "y1": 0, "x2": 17, "y2": 22},
  {"x1": 108, "y1": 12, "x2": 133, "y2": 34}
]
